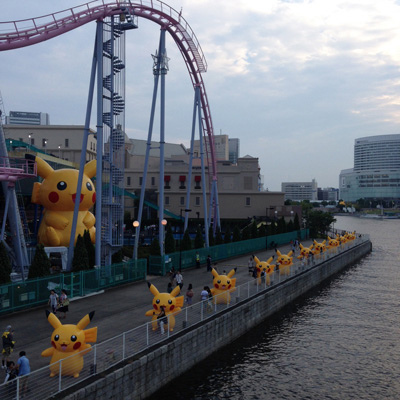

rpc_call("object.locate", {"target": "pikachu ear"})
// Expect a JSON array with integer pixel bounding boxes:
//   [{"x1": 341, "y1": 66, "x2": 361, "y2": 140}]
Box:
[
  {"x1": 253, "y1": 256, "x2": 260, "y2": 265},
  {"x1": 147, "y1": 282, "x2": 160, "y2": 297},
  {"x1": 211, "y1": 268, "x2": 218, "y2": 278},
  {"x1": 77, "y1": 311, "x2": 95, "y2": 330},
  {"x1": 171, "y1": 285, "x2": 181, "y2": 297},
  {"x1": 267, "y1": 256, "x2": 274, "y2": 264},
  {"x1": 35, "y1": 156, "x2": 54, "y2": 179},
  {"x1": 46, "y1": 310, "x2": 62, "y2": 329},
  {"x1": 227, "y1": 268, "x2": 236, "y2": 278},
  {"x1": 84, "y1": 160, "x2": 96, "y2": 179}
]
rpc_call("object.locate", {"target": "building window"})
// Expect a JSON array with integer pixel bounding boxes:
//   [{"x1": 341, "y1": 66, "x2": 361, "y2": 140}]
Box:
[
  {"x1": 65, "y1": 138, "x2": 69, "y2": 148},
  {"x1": 139, "y1": 177, "x2": 143, "y2": 186},
  {"x1": 164, "y1": 175, "x2": 171, "y2": 189},
  {"x1": 42, "y1": 138, "x2": 47, "y2": 147},
  {"x1": 180, "y1": 196, "x2": 184, "y2": 206},
  {"x1": 195, "y1": 196, "x2": 200, "y2": 206},
  {"x1": 179, "y1": 175, "x2": 186, "y2": 189},
  {"x1": 195, "y1": 175, "x2": 201, "y2": 189},
  {"x1": 245, "y1": 197, "x2": 251, "y2": 206},
  {"x1": 165, "y1": 196, "x2": 170, "y2": 205},
  {"x1": 151, "y1": 177, "x2": 155, "y2": 186},
  {"x1": 30, "y1": 138, "x2": 35, "y2": 145},
  {"x1": 127, "y1": 176, "x2": 131, "y2": 186}
]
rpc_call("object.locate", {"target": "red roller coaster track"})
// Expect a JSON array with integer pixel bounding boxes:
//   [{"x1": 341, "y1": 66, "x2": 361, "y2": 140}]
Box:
[{"x1": 0, "y1": 0, "x2": 218, "y2": 187}]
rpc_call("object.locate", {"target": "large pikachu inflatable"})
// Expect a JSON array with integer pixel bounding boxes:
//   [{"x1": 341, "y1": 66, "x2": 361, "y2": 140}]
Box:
[
  {"x1": 145, "y1": 282, "x2": 184, "y2": 332},
  {"x1": 254, "y1": 256, "x2": 275, "y2": 285},
  {"x1": 26, "y1": 154, "x2": 96, "y2": 246},
  {"x1": 275, "y1": 249, "x2": 293, "y2": 276},
  {"x1": 41, "y1": 311, "x2": 97, "y2": 377},
  {"x1": 210, "y1": 268, "x2": 237, "y2": 304}
]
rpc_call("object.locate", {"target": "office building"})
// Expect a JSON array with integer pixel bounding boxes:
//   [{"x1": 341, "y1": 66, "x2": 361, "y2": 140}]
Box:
[
  {"x1": 6, "y1": 111, "x2": 50, "y2": 125},
  {"x1": 281, "y1": 179, "x2": 318, "y2": 201},
  {"x1": 339, "y1": 134, "x2": 400, "y2": 202}
]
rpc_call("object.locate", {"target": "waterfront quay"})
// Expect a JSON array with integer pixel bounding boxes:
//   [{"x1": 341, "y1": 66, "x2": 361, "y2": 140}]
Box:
[{"x1": 0, "y1": 236, "x2": 371, "y2": 399}]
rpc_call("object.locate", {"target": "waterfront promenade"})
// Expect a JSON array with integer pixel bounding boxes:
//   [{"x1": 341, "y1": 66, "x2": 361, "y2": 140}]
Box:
[{"x1": 0, "y1": 243, "x2": 298, "y2": 373}]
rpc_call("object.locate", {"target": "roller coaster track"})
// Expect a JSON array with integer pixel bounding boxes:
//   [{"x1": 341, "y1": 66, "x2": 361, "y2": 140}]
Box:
[{"x1": 0, "y1": 0, "x2": 218, "y2": 192}]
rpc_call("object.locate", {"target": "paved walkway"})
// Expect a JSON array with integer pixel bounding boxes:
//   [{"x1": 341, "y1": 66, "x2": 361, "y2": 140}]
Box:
[{"x1": 0, "y1": 242, "x2": 300, "y2": 373}]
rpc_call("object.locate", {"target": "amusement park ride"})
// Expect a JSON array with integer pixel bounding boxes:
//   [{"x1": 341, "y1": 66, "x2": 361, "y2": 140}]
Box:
[{"x1": 0, "y1": 1, "x2": 220, "y2": 274}]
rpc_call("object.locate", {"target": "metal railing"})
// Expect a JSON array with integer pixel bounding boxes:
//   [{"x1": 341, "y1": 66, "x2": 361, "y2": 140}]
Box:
[{"x1": 0, "y1": 235, "x2": 369, "y2": 399}]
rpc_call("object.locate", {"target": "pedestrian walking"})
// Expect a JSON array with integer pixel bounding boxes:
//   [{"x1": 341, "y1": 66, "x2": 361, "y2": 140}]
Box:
[
  {"x1": 3, "y1": 360, "x2": 17, "y2": 383},
  {"x1": 200, "y1": 286, "x2": 209, "y2": 301},
  {"x1": 48, "y1": 289, "x2": 59, "y2": 314},
  {"x1": 16, "y1": 350, "x2": 30, "y2": 398},
  {"x1": 157, "y1": 307, "x2": 167, "y2": 335},
  {"x1": 2, "y1": 325, "x2": 15, "y2": 369},
  {"x1": 206, "y1": 255, "x2": 212, "y2": 272},
  {"x1": 248, "y1": 256, "x2": 254, "y2": 275},
  {"x1": 167, "y1": 282, "x2": 173, "y2": 293},
  {"x1": 186, "y1": 284, "x2": 194, "y2": 306},
  {"x1": 57, "y1": 289, "x2": 69, "y2": 319},
  {"x1": 175, "y1": 270, "x2": 183, "y2": 289}
]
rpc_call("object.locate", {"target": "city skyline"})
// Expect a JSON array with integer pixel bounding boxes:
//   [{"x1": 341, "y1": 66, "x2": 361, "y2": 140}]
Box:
[{"x1": 1, "y1": 0, "x2": 400, "y2": 191}]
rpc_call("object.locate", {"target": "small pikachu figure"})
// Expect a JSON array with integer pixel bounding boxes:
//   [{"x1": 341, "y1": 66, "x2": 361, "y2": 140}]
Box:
[
  {"x1": 145, "y1": 282, "x2": 184, "y2": 332},
  {"x1": 27, "y1": 154, "x2": 96, "y2": 247},
  {"x1": 297, "y1": 244, "x2": 315, "y2": 260},
  {"x1": 210, "y1": 268, "x2": 236, "y2": 304},
  {"x1": 41, "y1": 310, "x2": 97, "y2": 378}
]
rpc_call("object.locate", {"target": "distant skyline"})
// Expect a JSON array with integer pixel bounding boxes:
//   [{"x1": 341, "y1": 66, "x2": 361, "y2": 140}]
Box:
[{"x1": 2, "y1": 0, "x2": 400, "y2": 191}]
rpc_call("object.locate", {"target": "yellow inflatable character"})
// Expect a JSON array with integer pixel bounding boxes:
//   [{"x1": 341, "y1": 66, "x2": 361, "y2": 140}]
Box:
[
  {"x1": 27, "y1": 155, "x2": 96, "y2": 247},
  {"x1": 275, "y1": 250, "x2": 293, "y2": 275},
  {"x1": 297, "y1": 243, "x2": 314, "y2": 260},
  {"x1": 145, "y1": 282, "x2": 184, "y2": 332},
  {"x1": 313, "y1": 240, "x2": 326, "y2": 254},
  {"x1": 210, "y1": 268, "x2": 236, "y2": 304},
  {"x1": 345, "y1": 231, "x2": 356, "y2": 241},
  {"x1": 41, "y1": 310, "x2": 97, "y2": 378},
  {"x1": 327, "y1": 236, "x2": 340, "y2": 251},
  {"x1": 254, "y1": 256, "x2": 275, "y2": 285}
]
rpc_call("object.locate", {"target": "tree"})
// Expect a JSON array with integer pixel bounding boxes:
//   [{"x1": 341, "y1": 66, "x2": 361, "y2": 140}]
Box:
[
  {"x1": 250, "y1": 220, "x2": 258, "y2": 239},
  {"x1": 277, "y1": 217, "x2": 286, "y2": 233},
  {"x1": 165, "y1": 225, "x2": 176, "y2": 254},
  {"x1": 232, "y1": 226, "x2": 241, "y2": 242},
  {"x1": 0, "y1": 242, "x2": 12, "y2": 283},
  {"x1": 72, "y1": 234, "x2": 90, "y2": 272},
  {"x1": 287, "y1": 219, "x2": 294, "y2": 232},
  {"x1": 149, "y1": 237, "x2": 161, "y2": 256},
  {"x1": 208, "y1": 226, "x2": 215, "y2": 247},
  {"x1": 242, "y1": 226, "x2": 250, "y2": 240},
  {"x1": 224, "y1": 226, "x2": 232, "y2": 243},
  {"x1": 194, "y1": 225, "x2": 204, "y2": 249},
  {"x1": 307, "y1": 210, "x2": 336, "y2": 238},
  {"x1": 83, "y1": 229, "x2": 95, "y2": 268},
  {"x1": 215, "y1": 227, "x2": 224, "y2": 245},
  {"x1": 293, "y1": 213, "x2": 301, "y2": 231},
  {"x1": 181, "y1": 229, "x2": 192, "y2": 251},
  {"x1": 28, "y1": 244, "x2": 51, "y2": 279}
]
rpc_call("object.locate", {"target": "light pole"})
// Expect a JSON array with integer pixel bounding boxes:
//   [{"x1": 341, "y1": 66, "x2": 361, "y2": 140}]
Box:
[
  {"x1": 132, "y1": 220, "x2": 140, "y2": 260},
  {"x1": 290, "y1": 210, "x2": 294, "y2": 220},
  {"x1": 58, "y1": 144, "x2": 62, "y2": 159},
  {"x1": 28, "y1": 133, "x2": 33, "y2": 146},
  {"x1": 179, "y1": 208, "x2": 191, "y2": 270},
  {"x1": 161, "y1": 219, "x2": 167, "y2": 256},
  {"x1": 44, "y1": 138, "x2": 48, "y2": 154}
]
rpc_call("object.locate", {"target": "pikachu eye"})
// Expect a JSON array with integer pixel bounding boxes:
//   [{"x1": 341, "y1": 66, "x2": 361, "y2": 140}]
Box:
[
  {"x1": 86, "y1": 182, "x2": 93, "y2": 191},
  {"x1": 168, "y1": 299, "x2": 172, "y2": 304},
  {"x1": 57, "y1": 181, "x2": 67, "y2": 191},
  {"x1": 71, "y1": 335, "x2": 77, "y2": 342},
  {"x1": 217, "y1": 280, "x2": 221, "y2": 284},
  {"x1": 156, "y1": 299, "x2": 160, "y2": 304},
  {"x1": 227, "y1": 280, "x2": 230, "y2": 284},
  {"x1": 54, "y1": 334, "x2": 60, "y2": 341}
]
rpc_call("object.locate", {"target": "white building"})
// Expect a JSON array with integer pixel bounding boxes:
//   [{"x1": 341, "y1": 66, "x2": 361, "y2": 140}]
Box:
[
  {"x1": 6, "y1": 111, "x2": 50, "y2": 125},
  {"x1": 281, "y1": 179, "x2": 318, "y2": 201}
]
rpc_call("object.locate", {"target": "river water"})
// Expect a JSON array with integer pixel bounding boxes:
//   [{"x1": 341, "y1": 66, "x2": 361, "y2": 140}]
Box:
[{"x1": 150, "y1": 216, "x2": 400, "y2": 400}]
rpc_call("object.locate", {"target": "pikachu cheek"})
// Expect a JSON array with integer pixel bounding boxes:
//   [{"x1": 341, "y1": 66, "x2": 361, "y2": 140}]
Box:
[
  {"x1": 48, "y1": 192, "x2": 59, "y2": 203},
  {"x1": 92, "y1": 193, "x2": 96, "y2": 203},
  {"x1": 51, "y1": 341, "x2": 56, "y2": 348},
  {"x1": 73, "y1": 342, "x2": 82, "y2": 350}
]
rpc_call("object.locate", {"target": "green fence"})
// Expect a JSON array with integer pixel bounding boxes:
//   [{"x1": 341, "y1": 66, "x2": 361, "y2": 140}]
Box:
[
  {"x1": 148, "y1": 229, "x2": 309, "y2": 276},
  {"x1": 0, "y1": 259, "x2": 147, "y2": 315}
]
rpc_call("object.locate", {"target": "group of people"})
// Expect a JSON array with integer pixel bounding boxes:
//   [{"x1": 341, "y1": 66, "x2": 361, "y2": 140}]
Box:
[
  {"x1": 2, "y1": 324, "x2": 30, "y2": 396},
  {"x1": 48, "y1": 289, "x2": 70, "y2": 319}
]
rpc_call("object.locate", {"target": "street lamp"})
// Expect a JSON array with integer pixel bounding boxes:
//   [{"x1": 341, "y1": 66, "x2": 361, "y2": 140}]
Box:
[
  {"x1": 43, "y1": 139, "x2": 48, "y2": 154},
  {"x1": 179, "y1": 208, "x2": 191, "y2": 270},
  {"x1": 290, "y1": 210, "x2": 294, "y2": 220},
  {"x1": 28, "y1": 133, "x2": 33, "y2": 145},
  {"x1": 161, "y1": 219, "x2": 167, "y2": 256},
  {"x1": 58, "y1": 144, "x2": 62, "y2": 159},
  {"x1": 132, "y1": 220, "x2": 140, "y2": 260}
]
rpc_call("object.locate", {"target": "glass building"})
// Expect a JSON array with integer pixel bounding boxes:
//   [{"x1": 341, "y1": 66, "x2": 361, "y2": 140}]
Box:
[{"x1": 339, "y1": 134, "x2": 400, "y2": 202}]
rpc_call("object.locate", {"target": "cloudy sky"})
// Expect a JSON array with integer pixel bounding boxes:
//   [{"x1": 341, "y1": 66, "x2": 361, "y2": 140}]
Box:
[{"x1": 1, "y1": 0, "x2": 400, "y2": 191}]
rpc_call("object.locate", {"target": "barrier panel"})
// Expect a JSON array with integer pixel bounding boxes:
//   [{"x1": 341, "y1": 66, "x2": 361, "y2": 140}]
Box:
[
  {"x1": 0, "y1": 260, "x2": 147, "y2": 315},
  {"x1": 0, "y1": 234, "x2": 369, "y2": 400}
]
